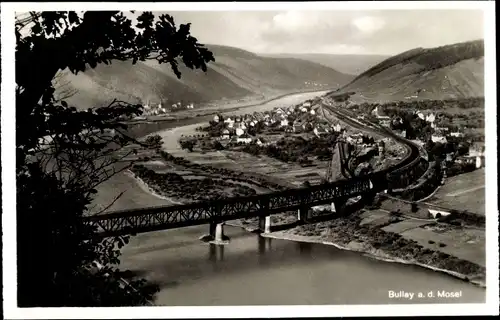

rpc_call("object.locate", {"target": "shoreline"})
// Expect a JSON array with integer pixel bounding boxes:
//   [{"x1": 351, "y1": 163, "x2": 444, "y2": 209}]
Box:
[
  {"x1": 225, "y1": 220, "x2": 486, "y2": 289},
  {"x1": 129, "y1": 89, "x2": 330, "y2": 125},
  {"x1": 123, "y1": 170, "x2": 184, "y2": 205}
]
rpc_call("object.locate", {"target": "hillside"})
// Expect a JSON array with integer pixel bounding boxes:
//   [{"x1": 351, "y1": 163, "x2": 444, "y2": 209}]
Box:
[
  {"x1": 331, "y1": 40, "x2": 484, "y2": 103},
  {"x1": 262, "y1": 53, "x2": 389, "y2": 76},
  {"x1": 56, "y1": 45, "x2": 354, "y2": 110}
]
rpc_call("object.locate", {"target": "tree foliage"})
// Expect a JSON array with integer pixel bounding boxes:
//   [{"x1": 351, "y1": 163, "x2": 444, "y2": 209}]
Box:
[{"x1": 16, "y1": 11, "x2": 214, "y2": 307}]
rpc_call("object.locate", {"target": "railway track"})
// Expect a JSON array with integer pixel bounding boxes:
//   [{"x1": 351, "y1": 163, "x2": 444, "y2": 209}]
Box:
[{"x1": 321, "y1": 101, "x2": 424, "y2": 190}]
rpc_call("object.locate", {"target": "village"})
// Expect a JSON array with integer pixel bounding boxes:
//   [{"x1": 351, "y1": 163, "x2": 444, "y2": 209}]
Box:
[
  {"x1": 137, "y1": 100, "x2": 196, "y2": 117},
  {"x1": 361, "y1": 100, "x2": 486, "y2": 171},
  {"x1": 173, "y1": 98, "x2": 413, "y2": 185}
]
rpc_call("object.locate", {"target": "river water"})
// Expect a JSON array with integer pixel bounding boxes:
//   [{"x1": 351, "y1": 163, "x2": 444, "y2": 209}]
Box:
[
  {"x1": 98, "y1": 90, "x2": 485, "y2": 305},
  {"x1": 120, "y1": 225, "x2": 485, "y2": 305}
]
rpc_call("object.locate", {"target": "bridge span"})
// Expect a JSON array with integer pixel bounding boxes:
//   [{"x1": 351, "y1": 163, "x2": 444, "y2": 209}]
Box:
[{"x1": 84, "y1": 174, "x2": 380, "y2": 240}]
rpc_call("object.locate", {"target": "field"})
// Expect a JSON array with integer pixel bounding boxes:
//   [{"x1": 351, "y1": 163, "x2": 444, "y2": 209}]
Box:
[{"x1": 427, "y1": 169, "x2": 485, "y2": 215}]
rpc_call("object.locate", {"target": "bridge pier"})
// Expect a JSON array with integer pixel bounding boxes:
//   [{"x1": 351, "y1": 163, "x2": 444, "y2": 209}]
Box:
[
  {"x1": 200, "y1": 222, "x2": 230, "y2": 243},
  {"x1": 259, "y1": 215, "x2": 272, "y2": 233},
  {"x1": 297, "y1": 206, "x2": 309, "y2": 224},
  {"x1": 331, "y1": 198, "x2": 347, "y2": 216}
]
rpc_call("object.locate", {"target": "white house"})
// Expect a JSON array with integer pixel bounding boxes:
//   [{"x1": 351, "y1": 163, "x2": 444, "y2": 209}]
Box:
[
  {"x1": 280, "y1": 119, "x2": 289, "y2": 127},
  {"x1": 236, "y1": 134, "x2": 252, "y2": 144},
  {"x1": 249, "y1": 121, "x2": 256, "y2": 127},
  {"x1": 310, "y1": 109, "x2": 316, "y2": 115},
  {"x1": 275, "y1": 107, "x2": 285, "y2": 114},
  {"x1": 302, "y1": 101, "x2": 312, "y2": 108},
  {"x1": 431, "y1": 135, "x2": 447, "y2": 144},
  {"x1": 221, "y1": 129, "x2": 230, "y2": 140},
  {"x1": 468, "y1": 144, "x2": 485, "y2": 157},
  {"x1": 235, "y1": 128, "x2": 245, "y2": 137},
  {"x1": 214, "y1": 115, "x2": 220, "y2": 122},
  {"x1": 224, "y1": 117, "x2": 234, "y2": 124},
  {"x1": 416, "y1": 111, "x2": 425, "y2": 120},
  {"x1": 426, "y1": 113, "x2": 436, "y2": 123},
  {"x1": 332, "y1": 123, "x2": 342, "y2": 132},
  {"x1": 450, "y1": 131, "x2": 464, "y2": 138}
]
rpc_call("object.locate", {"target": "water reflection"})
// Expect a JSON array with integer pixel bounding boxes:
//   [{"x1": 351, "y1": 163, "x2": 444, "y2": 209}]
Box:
[
  {"x1": 207, "y1": 243, "x2": 225, "y2": 262},
  {"x1": 258, "y1": 236, "x2": 272, "y2": 254}
]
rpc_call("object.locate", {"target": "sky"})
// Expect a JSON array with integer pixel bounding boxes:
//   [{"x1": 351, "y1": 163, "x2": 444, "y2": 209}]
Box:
[{"x1": 151, "y1": 10, "x2": 484, "y2": 56}]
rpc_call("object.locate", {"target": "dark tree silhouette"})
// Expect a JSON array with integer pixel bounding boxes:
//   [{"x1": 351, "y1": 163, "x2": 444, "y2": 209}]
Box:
[
  {"x1": 16, "y1": 11, "x2": 214, "y2": 307},
  {"x1": 145, "y1": 134, "x2": 164, "y2": 150}
]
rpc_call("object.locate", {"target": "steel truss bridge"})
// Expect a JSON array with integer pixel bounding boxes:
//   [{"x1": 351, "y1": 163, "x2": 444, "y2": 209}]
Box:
[{"x1": 83, "y1": 104, "x2": 427, "y2": 239}]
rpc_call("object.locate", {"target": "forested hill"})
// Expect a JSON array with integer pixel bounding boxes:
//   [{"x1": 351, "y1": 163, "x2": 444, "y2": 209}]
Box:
[
  {"x1": 330, "y1": 40, "x2": 484, "y2": 103},
  {"x1": 56, "y1": 44, "x2": 354, "y2": 110}
]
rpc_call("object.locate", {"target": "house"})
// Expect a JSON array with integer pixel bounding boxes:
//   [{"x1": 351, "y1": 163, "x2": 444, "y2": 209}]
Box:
[
  {"x1": 449, "y1": 131, "x2": 464, "y2": 138},
  {"x1": 249, "y1": 120, "x2": 257, "y2": 127},
  {"x1": 235, "y1": 128, "x2": 245, "y2": 137},
  {"x1": 221, "y1": 129, "x2": 230, "y2": 140},
  {"x1": 431, "y1": 135, "x2": 447, "y2": 144},
  {"x1": 310, "y1": 109, "x2": 316, "y2": 115},
  {"x1": 214, "y1": 115, "x2": 220, "y2": 122},
  {"x1": 332, "y1": 123, "x2": 342, "y2": 132},
  {"x1": 224, "y1": 117, "x2": 234, "y2": 124},
  {"x1": 275, "y1": 107, "x2": 285, "y2": 114},
  {"x1": 302, "y1": 101, "x2": 312, "y2": 108},
  {"x1": 236, "y1": 134, "x2": 252, "y2": 144},
  {"x1": 347, "y1": 133, "x2": 363, "y2": 144},
  {"x1": 293, "y1": 122, "x2": 303, "y2": 133},
  {"x1": 280, "y1": 119, "x2": 289, "y2": 127},
  {"x1": 426, "y1": 113, "x2": 436, "y2": 123},
  {"x1": 415, "y1": 111, "x2": 425, "y2": 120},
  {"x1": 468, "y1": 144, "x2": 485, "y2": 157},
  {"x1": 313, "y1": 126, "x2": 328, "y2": 137},
  {"x1": 300, "y1": 107, "x2": 308, "y2": 113}
]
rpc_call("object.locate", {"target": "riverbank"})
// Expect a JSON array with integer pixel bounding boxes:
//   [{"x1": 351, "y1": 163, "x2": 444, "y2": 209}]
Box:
[
  {"x1": 129, "y1": 89, "x2": 331, "y2": 124},
  {"x1": 227, "y1": 212, "x2": 486, "y2": 288}
]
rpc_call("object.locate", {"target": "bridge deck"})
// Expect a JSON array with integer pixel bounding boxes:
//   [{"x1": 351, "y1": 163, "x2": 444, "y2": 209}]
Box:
[{"x1": 84, "y1": 176, "x2": 376, "y2": 238}]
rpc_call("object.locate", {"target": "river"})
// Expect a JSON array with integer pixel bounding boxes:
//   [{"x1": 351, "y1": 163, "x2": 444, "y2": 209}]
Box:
[
  {"x1": 94, "y1": 90, "x2": 485, "y2": 305},
  {"x1": 120, "y1": 225, "x2": 485, "y2": 305}
]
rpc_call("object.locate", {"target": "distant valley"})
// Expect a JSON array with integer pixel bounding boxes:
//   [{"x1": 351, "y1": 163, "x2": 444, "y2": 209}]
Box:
[{"x1": 261, "y1": 53, "x2": 389, "y2": 76}]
